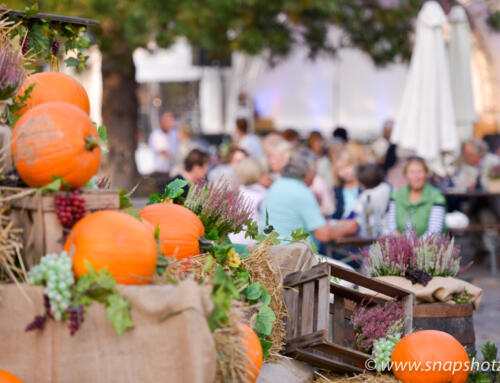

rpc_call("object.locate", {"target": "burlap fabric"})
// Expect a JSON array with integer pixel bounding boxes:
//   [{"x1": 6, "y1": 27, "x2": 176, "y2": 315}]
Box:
[
  {"x1": 359, "y1": 276, "x2": 483, "y2": 309},
  {"x1": 267, "y1": 242, "x2": 318, "y2": 279},
  {"x1": 0, "y1": 280, "x2": 216, "y2": 383}
]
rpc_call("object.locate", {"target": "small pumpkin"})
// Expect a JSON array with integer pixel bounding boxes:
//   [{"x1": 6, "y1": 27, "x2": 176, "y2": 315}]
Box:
[
  {"x1": 391, "y1": 330, "x2": 469, "y2": 383},
  {"x1": 11, "y1": 102, "x2": 100, "y2": 188},
  {"x1": 0, "y1": 370, "x2": 23, "y2": 383},
  {"x1": 16, "y1": 72, "x2": 90, "y2": 115},
  {"x1": 64, "y1": 210, "x2": 157, "y2": 285},
  {"x1": 139, "y1": 203, "x2": 204, "y2": 260},
  {"x1": 238, "y1": 323, "x2": 263, "y2": 383}
]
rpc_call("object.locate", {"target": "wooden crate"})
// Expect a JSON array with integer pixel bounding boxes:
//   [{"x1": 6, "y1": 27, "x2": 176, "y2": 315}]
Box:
[
  {"x1": 9, "y1": 189, "x2": 119, "y2": 267},
  {"x1": 283, "y1": 262, "x2": 414, "y2": 373}
]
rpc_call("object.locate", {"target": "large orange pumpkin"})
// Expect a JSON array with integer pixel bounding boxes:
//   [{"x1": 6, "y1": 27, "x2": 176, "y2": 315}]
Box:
[
  {"x1": 0, "y1": 370, "x2": 23, "y2": 383},
  {"x1": 16, "y1": 72, "x2": 90, "y2": 115},
  {"x1": 11, "y1": 102, "x2": 100, "y2": 188},
  {"x1": 64, "y1": 210, "x2": 157, "y2": 285},
  {"x1": 391, "y1": 330, "x2": 469, "y2": 383},
  {"x1": 139, "y1": 203, "x2": 204, "y2": 260},
  {"x1": 238, "y1": 323, "x2": 263, "y2": 383}
]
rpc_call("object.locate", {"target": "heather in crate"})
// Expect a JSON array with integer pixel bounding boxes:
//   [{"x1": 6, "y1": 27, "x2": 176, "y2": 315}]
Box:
[
  {"x1": 363, "y1": 231, "x2": 461, "y2": 279},
  {"x1": 352, "y1": 300, "x2": 405, "y2": 353},
  {"x1": 184, "y1": 179, "x2": 253, "y2": 239}
]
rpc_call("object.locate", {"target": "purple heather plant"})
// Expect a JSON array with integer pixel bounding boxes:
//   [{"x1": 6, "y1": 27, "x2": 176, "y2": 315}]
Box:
[
  {"x1": 363, "y1": 231, "x2": 461, "y2": 278},
  {"x1": 0, "y1": 37, "x2": 26, "y2": 101},
  {"x1": 352, "y1": 299, "x2": 405, "y2": 352},
  {"x1": 184, "y1": 179, "x2": 253, "y2": 238}
]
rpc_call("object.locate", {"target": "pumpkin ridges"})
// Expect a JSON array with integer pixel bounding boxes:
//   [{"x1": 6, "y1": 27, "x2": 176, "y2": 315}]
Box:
[
  {"x1": 11, "y1": 102, "x2": 100, "y2": 188},
  {"x1": 139, "y1": 203, "x2": 204, "y2": 260},
  {"x1": 65, "y1": 211, "x2": 157, "y2": 285},
  {"x1": 238, "y1": 323, "x2": 263, "y2": 383},
  {"x1": 17, "y1": 72, "x2": 90, "y2": 115},
  {"x1": 391, "y1": 330, "x2": 469, "y2": 383}
]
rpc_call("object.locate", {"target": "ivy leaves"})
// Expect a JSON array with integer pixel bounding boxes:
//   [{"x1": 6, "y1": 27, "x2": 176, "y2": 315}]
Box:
[
  {"x1": 75, "y1": 262, "x2": 134, "y2": 335},
  {"x1": 148, "y1": 178, "x2": 188, "y2": 205}
]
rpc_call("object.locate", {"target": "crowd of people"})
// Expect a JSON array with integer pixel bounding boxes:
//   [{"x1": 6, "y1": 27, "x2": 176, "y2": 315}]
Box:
[{"x1": 147, "y1": 111, "x2": 500, "y2": 264}]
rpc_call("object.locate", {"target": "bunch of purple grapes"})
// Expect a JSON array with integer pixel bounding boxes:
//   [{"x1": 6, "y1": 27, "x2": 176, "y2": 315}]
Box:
[
  {"x1": 55, "y1": 191, "x2": 87, "y2": 228},
  {"x1": 67, "y1": 305, "x2": 85, "y2": 336}
]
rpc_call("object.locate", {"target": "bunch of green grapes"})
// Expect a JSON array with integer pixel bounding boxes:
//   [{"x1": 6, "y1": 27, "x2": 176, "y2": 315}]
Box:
[
  {"x1": 372, "y1": 333, "x2": 402, "y2": 372},
  {"x1": 28, "y1": 252, "x2": 75, "y2": 321}
]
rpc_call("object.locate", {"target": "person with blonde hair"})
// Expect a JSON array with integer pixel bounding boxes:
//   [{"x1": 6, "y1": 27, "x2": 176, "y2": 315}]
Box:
[
  {"x1": 332, "y1": 150, "x2": 360, "y2": 219},
  {"x1": 229, "y1": 157, "x2": 271, "y2": 245}
]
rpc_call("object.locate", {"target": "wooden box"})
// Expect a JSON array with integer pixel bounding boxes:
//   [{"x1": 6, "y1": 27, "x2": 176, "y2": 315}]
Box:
[
  {"x1": 9, "y1": 189, "x2": 119, "y2": 267},
  {"x1": 283, "y1": 262, "x2": 414, "y2": 373}
]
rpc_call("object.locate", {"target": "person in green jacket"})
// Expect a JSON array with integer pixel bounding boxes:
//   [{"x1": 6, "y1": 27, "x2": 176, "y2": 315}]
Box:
[{"x1": 387, "y1": 156, "x2": 446, "y2": 237}]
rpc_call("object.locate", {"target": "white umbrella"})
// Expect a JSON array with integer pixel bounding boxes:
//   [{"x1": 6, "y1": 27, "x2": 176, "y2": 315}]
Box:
[
  {"x1": 448, "y1": 4, "x2": 477, "y2": 142},
  {"x1": 392, "y1": 1, "x2": 459, "y2": 177}
]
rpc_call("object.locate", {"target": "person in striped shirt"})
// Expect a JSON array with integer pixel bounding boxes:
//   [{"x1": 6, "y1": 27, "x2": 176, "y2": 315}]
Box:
[{"x1": 386, "y1": 156, "x2": 446, "y2": 237}]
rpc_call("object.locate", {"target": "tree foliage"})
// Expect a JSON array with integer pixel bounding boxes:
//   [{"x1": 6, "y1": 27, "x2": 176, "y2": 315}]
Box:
[{"x1": 10, "y1": 0, "x2": 426, "y2": 67}]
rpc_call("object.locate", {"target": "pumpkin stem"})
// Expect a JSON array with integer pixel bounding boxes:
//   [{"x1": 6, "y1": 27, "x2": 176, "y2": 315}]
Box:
[
  {"x1": 50, "y1": 56, "x2": 59, "y2": 72},
  {"x1": 85, "y1": 136, "x2": 100, "y2": 151}
]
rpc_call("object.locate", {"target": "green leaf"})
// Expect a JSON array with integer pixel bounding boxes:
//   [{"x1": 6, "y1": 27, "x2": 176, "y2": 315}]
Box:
[
  {"x1": 472, "y1": 373, "x2": 493, "y2": 383},
  {"x1": 64, "y1": 57, "x2": 80, "y2": 68},
  {"x1": 231, "y1": 244, "x2": 250, "y2": 259},
  {"x1": 259, "y1": 287, "x2": 271, "y2": 306},
  {"x1": 106, "y1": 295, "x2": 134, "y2": 335},
  {"x1": 259, "y1": 339, "x2": 273, "y2": 358},
  {"x1": 74, "y1": 274, "x2": 93, "y2": 294},
  {"x1": 206, "y1": 228, "x2": 220, "y2": 241},
  {"x1": 204, "y1": 254, "x2": 215, "y2": 274},
  {"x1": 24, "y1": 3, "x2": 39, "y2": 18},
  {"x1": 97, "y1": 125, "x2": 108, "y2": 153},
  {"x1": 154, "y1": 224, "x2": 160, "y2": 241},
  {"x1": 245, "y1": 282, "x2": 262, "y2": 301},
  {"x1": 244, "y1": 220, "x2": 259, "y2": 240},
  {"x1": 123, "y1": 206, "x2": 142, "y2": 221},
  {"x1": 165, "y1": 178, "x2": 188, "y2": 199},
  {"x1": 481, "y1": 341, "x2": 498, "y2": 362},
  {"x1": 147, "y1": 194, "x2": 162, "y2": 206},
  {"x1": 255, "y1": 305, "x2": 276, "y2": 336},
  {"x1": 290, "y1": 228, "x2": 309, "y2": 242},
  {"x1": 95, "y1": 267, "x2": 117, "y2": 290},
  {"x1": 37, "y1": 178, "x2": 62, "y2": 193}
]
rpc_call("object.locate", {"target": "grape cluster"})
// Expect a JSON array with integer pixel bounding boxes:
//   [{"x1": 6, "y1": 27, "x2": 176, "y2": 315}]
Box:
[
  {"x1": 28, "y1": 252, "x2": 75, "y2": 321},
  {"x1": 55, "y1": 191, "x2": 87, "y2": 228},
  {"x1": 372, "y1": 333, "x2": 402, "y2": 372},
  {"x1": 66, "y1": 305, "x2": 85, "y2": 336},
  {"x1": 50, "y1": 39, "x2": 60, "y2": 56}
]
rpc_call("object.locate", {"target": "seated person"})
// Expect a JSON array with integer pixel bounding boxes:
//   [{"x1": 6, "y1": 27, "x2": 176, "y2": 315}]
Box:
[
  {"x1": 169, "y1": 149, "x2": 210, "y2": 198},
  {"x1": 332, "y1": 150, "x2": 361, "y2": 219},
  {"x1": 260, "y1": 149, "x2": 358, "y2": 246},
  {"x1": 353, "y1": 163, "x2": 392, "y2": 237},
  {"x1": 387, "y1": 156, "x2": 446, "y2": 237}
]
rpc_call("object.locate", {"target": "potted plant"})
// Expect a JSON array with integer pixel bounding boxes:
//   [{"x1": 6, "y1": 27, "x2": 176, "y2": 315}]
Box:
[{"x1": 0, "y1": 33, "x2": 26, "y2": 115}]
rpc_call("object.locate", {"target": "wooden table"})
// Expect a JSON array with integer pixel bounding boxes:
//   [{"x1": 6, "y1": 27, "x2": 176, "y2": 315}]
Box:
[{"x1": 443, "y1": 190, "x2": 500, "y2": 276}]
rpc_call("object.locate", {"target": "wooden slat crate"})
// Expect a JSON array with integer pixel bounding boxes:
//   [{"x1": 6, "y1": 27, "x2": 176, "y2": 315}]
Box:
[
  {"x1": 8, "y1": 189, "x2": 119, "y2": 267},
  {"x1": 283, "y1": 262, "x2": 414, "y2": 373}
]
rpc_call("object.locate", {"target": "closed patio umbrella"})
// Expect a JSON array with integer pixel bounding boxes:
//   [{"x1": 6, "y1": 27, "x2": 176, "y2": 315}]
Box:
[
  {"x1": 448, "y1": 4, "x2": 477, "y2": 142},
  {"x1": 392, "y1": 1, "x2": 459, "y2": 177}
]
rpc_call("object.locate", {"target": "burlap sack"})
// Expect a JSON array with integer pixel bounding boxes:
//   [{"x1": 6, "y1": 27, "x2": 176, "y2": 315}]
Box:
[
  {"x1": 359, "y1": 276, "x2": 483, "y2": 309},
  {"x1": 267, "y1": 242, "x2": 318, "y2": 279},
  {"x1": 0, "y1": 280, "x2": 216, "y2": 383}
]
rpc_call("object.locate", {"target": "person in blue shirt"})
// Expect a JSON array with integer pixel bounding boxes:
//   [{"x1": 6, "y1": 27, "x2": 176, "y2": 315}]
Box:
[{"x1": 260, "y1": 149, "x2": 358, "y2": 244}]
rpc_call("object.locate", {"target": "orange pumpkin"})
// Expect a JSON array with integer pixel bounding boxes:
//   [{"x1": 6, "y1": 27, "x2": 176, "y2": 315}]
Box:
[
  {"x1": 391, "y1": 330, "x2": 469, "y2": 383},
  {"x1": 16, "y1": 72, "x2": 90, "y2": 115},
  {"x1": 0, "y1": 370, "x2": 23, "y2": 383},
  {"x1": 64, "y1": 210, "x2": 157, "y2": 285},
  {"x1": 139, "y1": 203, "x2": 204, "y2": 260},
  {"x1": 11, "y1": 102, "x2": 101, "y2": 188},
  {"x1": 238, "y1": 323, "x2": 263, "y2": 383}
]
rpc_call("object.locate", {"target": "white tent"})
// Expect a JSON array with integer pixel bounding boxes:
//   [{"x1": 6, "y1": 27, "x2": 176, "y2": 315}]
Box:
[
  {"x1": 392, "y1": 1, "x2": 459, "y2": 176},
  {"x1": 448, "y1": 4, "x2": 477, "y2": 142}
]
